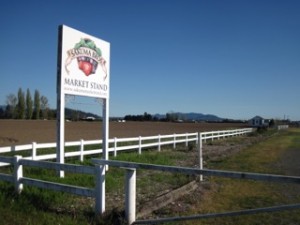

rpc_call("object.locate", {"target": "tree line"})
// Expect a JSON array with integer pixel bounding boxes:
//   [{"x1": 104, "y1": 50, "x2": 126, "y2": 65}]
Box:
[
  {"x1": 0, "y1": 88, "x2": 54, "y2": 119},
  {"x1": 124, "y1": 112, "x2": 154, "y2": 121},
  {"x1": 123, "y1": 112, "x2": 181, "y2": 122}
]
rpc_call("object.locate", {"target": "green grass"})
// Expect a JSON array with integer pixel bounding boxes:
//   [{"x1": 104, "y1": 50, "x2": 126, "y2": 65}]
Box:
[
  {"x1": 178, "y1": 128, "x2": 300, "y2": 225},
  {"x1": 0, "y1": 145, "x2": 193, "y2": 225},
  {"x1": 0, "y1": 181, "x2": 97, "y2": 225},
  {"x1": 207, "y1": 129, "x2": 297, "y2": 173},
  {"x1": 0, "y1": 129, "x2": 299, "y2": 224}
]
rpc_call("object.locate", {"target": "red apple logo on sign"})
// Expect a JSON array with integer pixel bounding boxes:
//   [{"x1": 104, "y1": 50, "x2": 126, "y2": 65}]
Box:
[
  {"x1": 65, "y1": 38, "x2": 108, "y2": 80},
  {"x1": 78, "y1": 58, "x2": 93, "y2": 76}
]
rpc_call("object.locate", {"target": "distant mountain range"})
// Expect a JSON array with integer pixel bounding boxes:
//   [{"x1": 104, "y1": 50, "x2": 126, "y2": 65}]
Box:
[
  {"x1": 154, "y1": 112, "x2": 224, "y2": 122},
  {"x1": 0, "y1": 104, "x2": 227, "y2": 122}
]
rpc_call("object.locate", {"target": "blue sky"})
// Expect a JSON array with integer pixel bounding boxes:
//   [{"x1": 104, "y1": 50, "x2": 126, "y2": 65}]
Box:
[{"x1": 1, "y1": 0, "x2": 299, "y2": 120}]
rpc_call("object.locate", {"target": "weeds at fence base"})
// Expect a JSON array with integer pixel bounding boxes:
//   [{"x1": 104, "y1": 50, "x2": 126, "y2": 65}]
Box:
[
  {"x1": 95, "y1": 208, "x2": 126, "y2": 225},
  {"x1": 0, "y1": 128, "x2": 298, "y2": 224}
]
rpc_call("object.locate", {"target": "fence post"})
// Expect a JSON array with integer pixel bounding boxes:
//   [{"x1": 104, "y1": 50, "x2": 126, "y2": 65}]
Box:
[
  {"x1": 197, "y1": 133, "x2": 203, "y2": 182},
  {"x1": 114, "y1": 137, "x2": 117, "y2": 157},
  {"x1": 138, "y1": 136, "x2": 142, "y2": 155},
  {"x1": 125, "y1": 168, "x2": 136, "y2": 225},
  {"x1": 32, "y1": 142, "x2": 37, "y2": 160},
  {"x1": 158, "y1": 135, "x2": 161, "y2": 152},
  {"x1": 173, "y1": 134, "x2": 176, "y2": 149},
  {"x1": 80, "y1": 139, "x2": 84, "y2": 162},
  {"x1": 95, "y1": 164, "x2": 106, "y2": 215},
  {"x1": 185, "y1": 133, "x2": 188, "y2": 147},
  {"x1": 14, "y1": 155, "x2": 23, "y2": 194}
]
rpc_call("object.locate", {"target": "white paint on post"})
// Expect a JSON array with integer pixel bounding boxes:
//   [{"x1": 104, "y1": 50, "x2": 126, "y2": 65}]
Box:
[
  {"x1": 138, "y1": 136, "x2": 142, "y2": 154},
  {"x1": 95, "y1": 164, "x2": 106, "y2": 214},
  {"x1": 125, "y1": 168, "x2": 136, "y2": 225},
  {"x1": 197, "y1": 133, "x2": 203, "y2": 181},
  {"x1": 32, "y1": 142, "x2": 37, "y2": 160},
  {"x1": 114, "y1": 137, "x2": 117, "y2": 157},
  {"x1": 102, "y1": 98, "x2": 109, "y2": 171},
  {"x1": 173, "y1": 134, "x2": 176, "y2": 149},
  {"x1": 158, "y1": 134, "x2": 161, "y2": 152},
  {"x1": 14, "y1": 155, "x2": 23, "y2": 194},
  {"x1": 57, "y1": 25, "x2": 65, "y2": 178},
  {"x1": 185, "y1": 133, "x2": 188, "y2": 147},
  {"x1": 80, "y1": 139, "x2": 84, "y2": 162},
  {"x1": 56, "y1": 89, "x2": 65, "y2": 178}
]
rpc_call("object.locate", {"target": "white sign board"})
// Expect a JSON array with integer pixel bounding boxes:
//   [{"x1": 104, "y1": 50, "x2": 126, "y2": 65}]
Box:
[
  {"x1": 57, "y1": 25, "x2": 110, "y2": 182},
  {"x1": 60, "y1": 25, "x2": 110, "y2": 99}
]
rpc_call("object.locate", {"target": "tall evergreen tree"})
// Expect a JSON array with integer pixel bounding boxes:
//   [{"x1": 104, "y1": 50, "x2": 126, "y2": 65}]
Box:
[
  {"x1": 17, "y1": 88, "x2": 25, "y2": 119},
  {"x1": 0, "y1": 107, "x2": 4, "y2": 118},
  {"x1": 26, "y1": 88, "x2": 33, "y2": 119},
  {"x1": 33, "y1": 89, "x2": 40, "y2": 119}
]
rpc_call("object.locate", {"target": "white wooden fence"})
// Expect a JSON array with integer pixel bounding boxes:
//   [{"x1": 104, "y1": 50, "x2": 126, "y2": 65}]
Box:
[
  {"x1": 277, "y1": 125, "x2": 289, "y2": 130},
  {"x1": 93, "y1": 159, "x2": 300, "y2": 224},
  {"x1": 0, "y1": 128, "x2": 256, "y2": 224},
  {"x1": 0, "y1": 155, "x2": 95, "y2": 196},
  {"x1": 0, "y1": 128, "x2": 254, "y2": 167},
  {"x1": 1, "y1": 153, "x2": 299, "y2": 225}
]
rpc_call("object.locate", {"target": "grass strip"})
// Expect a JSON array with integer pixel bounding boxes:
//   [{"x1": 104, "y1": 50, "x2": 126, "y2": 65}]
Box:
[{"x1": 175, "y1": 128, "x2": 300, "y2": 225}]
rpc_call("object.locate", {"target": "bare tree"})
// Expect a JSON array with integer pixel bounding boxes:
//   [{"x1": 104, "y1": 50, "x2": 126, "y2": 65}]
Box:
[
  {"x1": 6, "y1": 93, "x2": 17, "y2": 119},
  {"x1": 40, "y1": 95, "x2": 49, "y2": 119}
]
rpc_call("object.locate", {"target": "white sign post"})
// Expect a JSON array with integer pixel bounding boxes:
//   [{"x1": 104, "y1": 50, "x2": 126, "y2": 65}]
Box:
[{"x1": 56, "y1": 25, "x2": 110, "y2": 212}]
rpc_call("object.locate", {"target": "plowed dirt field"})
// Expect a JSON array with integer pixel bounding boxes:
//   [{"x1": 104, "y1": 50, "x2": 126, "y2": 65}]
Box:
[{"x1": 0, "y1": 120, "x2": 247, "y2": 146}]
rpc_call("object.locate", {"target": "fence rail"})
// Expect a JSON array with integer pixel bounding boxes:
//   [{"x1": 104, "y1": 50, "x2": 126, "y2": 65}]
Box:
[
  {"x1": 277, "y1": 125, "x2": 289, "y2": 130},
  {"x1": 0, "y1": 128, "x2": 257, "y2": 224},
  {"x1": 0, "y1": 128, "x2": 253, "y2": 165},
  {"x1": 93, "y1": 159, "x2": 300, "y2": 225},
  {"x1": 1, "y1": 152, "x2": 299, "y2": 225},
  {"x1": 2, "y1": 155, "x2": 95, "y2": 196}
]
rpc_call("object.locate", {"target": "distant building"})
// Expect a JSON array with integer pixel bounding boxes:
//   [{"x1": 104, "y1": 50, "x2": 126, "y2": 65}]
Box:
[
  {"x1": 249, "y1": 116, "x2": 270, "y2": 127},
  {"x1": 86, "y1": 116, "x2": 96, "y2": 121}
]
